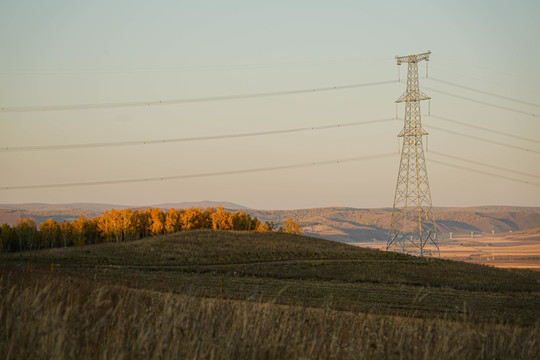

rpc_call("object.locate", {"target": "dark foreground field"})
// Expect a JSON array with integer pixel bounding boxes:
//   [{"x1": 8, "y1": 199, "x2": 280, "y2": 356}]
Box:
[{"x1": 2, "y1": 230, "x2": 540, "y2": 359}]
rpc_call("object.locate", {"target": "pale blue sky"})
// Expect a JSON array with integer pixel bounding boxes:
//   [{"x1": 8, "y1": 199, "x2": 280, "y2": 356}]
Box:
[{"x1": 1, "y1": 0, "x2": 539, "y2": 208}]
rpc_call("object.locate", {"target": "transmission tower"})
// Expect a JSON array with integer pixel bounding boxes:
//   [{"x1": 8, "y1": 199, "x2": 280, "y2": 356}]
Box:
[{"x1": 387, "y1": 51, "x2": 439, "y2": 257}]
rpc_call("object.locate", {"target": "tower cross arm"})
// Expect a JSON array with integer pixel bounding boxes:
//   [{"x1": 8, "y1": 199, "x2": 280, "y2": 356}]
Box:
[
  {"x1": 395, "y1": 90, "x2": 431, "y2": 103},
  {"x1": 396, "y1": 51, "x2": 431, "y2": 65}
]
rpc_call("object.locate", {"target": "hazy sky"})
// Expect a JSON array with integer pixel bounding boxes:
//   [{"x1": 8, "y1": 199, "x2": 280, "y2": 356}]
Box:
[{"x1": 1, "y1": 0, "x2": 539, "y2": 209}]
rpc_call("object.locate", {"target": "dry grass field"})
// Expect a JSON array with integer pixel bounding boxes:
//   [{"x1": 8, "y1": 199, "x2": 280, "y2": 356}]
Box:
[
  {"x1": 2, "y1": 230, "x2": 540, "y2": 358},
  {"x1": 2, "y1": 268, "x2": 539, "y2": 360}
]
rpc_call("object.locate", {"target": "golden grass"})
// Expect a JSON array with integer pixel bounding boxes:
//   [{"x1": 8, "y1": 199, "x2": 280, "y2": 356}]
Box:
[
  {"x1": 3, "y1": 230, "x2": 540, "y2": 325},
  {"x1": 2, "y1": 268, "x2": 539, "y2": 360}
]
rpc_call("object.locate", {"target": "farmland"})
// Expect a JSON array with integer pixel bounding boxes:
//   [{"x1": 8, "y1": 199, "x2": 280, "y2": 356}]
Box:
[{"x1": 358, "y1": 227, "x2": 540, "y2": 270}]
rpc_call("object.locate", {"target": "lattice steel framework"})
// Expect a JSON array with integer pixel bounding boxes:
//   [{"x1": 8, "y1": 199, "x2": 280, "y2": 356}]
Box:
[{"x1": 387, "y1": 51, "x2": 439, "y2": 257}]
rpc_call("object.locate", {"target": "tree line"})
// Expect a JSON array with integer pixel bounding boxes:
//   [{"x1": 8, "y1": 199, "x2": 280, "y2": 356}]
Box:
[{"x1": 0, "y1": 207, "x2": 303, "y2": 252}]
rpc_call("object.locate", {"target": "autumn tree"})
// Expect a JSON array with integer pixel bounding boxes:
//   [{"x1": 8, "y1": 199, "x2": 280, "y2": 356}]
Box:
[
  {"x1": 97, "y1": 210, "x2": 113, "y2": 242},
  {"x1": 211, "y1": 206, "x2": 233, "y2": 230},
  {"x1": 119, "y1": 208, "x2": 136, "y2": 241},
  {"x1": 71, "y1": 215, "x2": 99, "y2": 246},
  {"x1": 180, "y1": 208, "x2": 198, "y2": 230},
  {"x1": 232, "y1": 211, "x2": 259, "y2": 230},
  {"x1": 100, "y1": 208, "x2": 134, "y2": 242},
  {"x1": 1, "y1": 207, "x2": 266, "y2": 252},
  {"x1": 256, "y1": 221, "x2": 276, "y2": 232},
  {"x1": 165, "y1": 209, "x2": 183, "y2": 233},
  {"x1": 200, "y1": 208, "x2": 213, "y2": 229},
  {"x1": 132, "y1": 210, "x2": 151, "y2": 239},
  {"x1": 14, "y1": 218, "x2": 38, "y2": 251},
  {"x1": 39, "y1": 219, "x2": 60, "y2": 248},
  {"x1": 149, "y1": 208, "x2": 165, "y2": 235},
  {"x1": 180, "y1": 208, "x2": 212, "y2": 230},
  {"x1": 281, "y1": 218, "x2": 303, "y2": 235},
  {"x1": 59, "y1": 221, "x2": 72, "y2": 247}
]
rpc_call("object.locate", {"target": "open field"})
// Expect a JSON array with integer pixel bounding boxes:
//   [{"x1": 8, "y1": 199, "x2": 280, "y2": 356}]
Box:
[
  {"x1": 2, "y1": 230, "x2": 540, "y2": 358},
  {"x1": 2, "y1": 230, "x2": 540, "y2": 324},
  {"x1": 357, "y1": 228, "x2": 540, "y2": 270},
  {"x1": 2, "y1": 268, "x2": 539, "y2": 360}
]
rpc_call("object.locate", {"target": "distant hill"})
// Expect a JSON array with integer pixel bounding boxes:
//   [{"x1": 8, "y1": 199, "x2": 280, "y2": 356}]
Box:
[
  {"x1": 0, "y1": 201, "x2": 247, "y2": 226},
  {"x1": 246, "y1": 206, "x2": 540, "y2": 243},
  {"x1": 0, "y1": 203, "x2": 131, "y2": 211},
  {"x1": 154, "y1": 201, "x2": 247, "y2": 210},
  {"x1": 2, "y1": 203, "x2": 540, "y2": 244}
]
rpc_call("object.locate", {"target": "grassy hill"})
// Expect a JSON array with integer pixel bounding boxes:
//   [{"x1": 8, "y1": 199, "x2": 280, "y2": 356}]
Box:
[
  {"x1": 2, "y1": 230, "x2": 539, "y2": 359},
  {"x1": 3, "y1": 230, "x2": 539, "y2": 324}
]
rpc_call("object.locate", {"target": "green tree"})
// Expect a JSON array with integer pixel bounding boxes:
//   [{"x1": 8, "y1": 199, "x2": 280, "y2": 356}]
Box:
[
  {"x1": 232, "y1": 212, "x2": 259, "y2": 230},
  {"x1": 0, "y1": 223, "x2": 18, "y2": 252}
]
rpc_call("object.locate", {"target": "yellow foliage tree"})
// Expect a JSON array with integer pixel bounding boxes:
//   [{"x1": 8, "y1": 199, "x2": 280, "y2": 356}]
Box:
[
  {"x1": 165, "y1": 209, "x2": 182, "y2": 233},
  {"x1": 211, "y1": 206, "x2": 233, "y2": 230},
  {"x1": 149, "y1": 208, "x2": 165, "y2": 235},
  {"x1": 281, "y1": 218, "x2": 303, "y2": 235},
  {"x1": 256, "y1": 221, "x2": 275, "y2": 232},
  {"x1": 39, "y1": 218, "x2": 60, "y2": 248},
  {"x1": 71, "y1": 215, "x2": 99, "y2": 246}
]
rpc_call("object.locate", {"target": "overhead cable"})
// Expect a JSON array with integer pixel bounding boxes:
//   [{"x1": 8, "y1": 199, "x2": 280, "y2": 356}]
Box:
[
  {"x1": 1, "y1": 118, "x2": 396, "y2": 152},
  {"x1": 430, "y1": 114, "x2": 540, "y2": 145},
  {"x1": 425, "y1": 124, "x2": 540, "y2": 155},
  {"x1": 428, "y1": 159, "x2": 540, "y2": 187},
  {"x1": 0, "y1": 80, "x2": 398, "y2": 113},
  {"x1": 423, "y1": 86, "x2": 538, "y2": 118},
  {"x1": 429, "y1": 151, "x2": 540, "y2": 179},
  {"x1": 0, "y1": 153, "x2": 395, "y2": 190},
  {"x1": 428, "y1": 77, "x2": 540, "y2": 109}
]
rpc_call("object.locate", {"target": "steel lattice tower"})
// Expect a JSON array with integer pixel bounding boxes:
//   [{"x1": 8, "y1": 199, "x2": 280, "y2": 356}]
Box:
[{"x1": 387, "y1": 51, "x2": 439, "y2": 257}]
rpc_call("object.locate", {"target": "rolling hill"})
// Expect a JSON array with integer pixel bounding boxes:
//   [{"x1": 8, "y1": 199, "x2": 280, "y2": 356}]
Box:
[
  {"x1": 2, "y1": 230, "x2": 539, "y2": 324},
  {"x1": 2, "y1": 203, "x2": 540, "y2": 244},
  {"x1": 2, "y1": 230, "x2": 539, "y2": 358},
  {"x1": 246, "y1": 206, "x2": 540, "y2": 242}
]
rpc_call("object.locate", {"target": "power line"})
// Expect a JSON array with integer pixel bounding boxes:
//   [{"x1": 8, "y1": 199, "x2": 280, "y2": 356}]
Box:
[
  {"x1": 429, "y1": 151, "x2": 540, "y2": 179},
  {"x1": 0, "y1": 153, "x2": 395, "y2": 190},
  {"x1": 428, "y1": 77, "x2": 540, "y2": 109},
  {"x1": 1, "y1": 118, "x2": 396, "y2": 152},
  {"x1": 0, "y1": 80, "x2": 397, "y2": 113},
  {"x1": 423, "y1": 86, "x2": 539, "y2": 118},
  {"x1": 425, "y1": 124, "x2": 540, "y2": 155},
  {"x1": 430, "y1": 114, "x2": 540, "y2": 145},
  {"x1": 428, "y1": 158, "x2": 540, "y2": 187},
  {"x1": 427, "y1": 68, "x2": 540, "y2": 98},
  {"x1": 437, "y1": 57, "x2": 532, "y2": 82}
]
